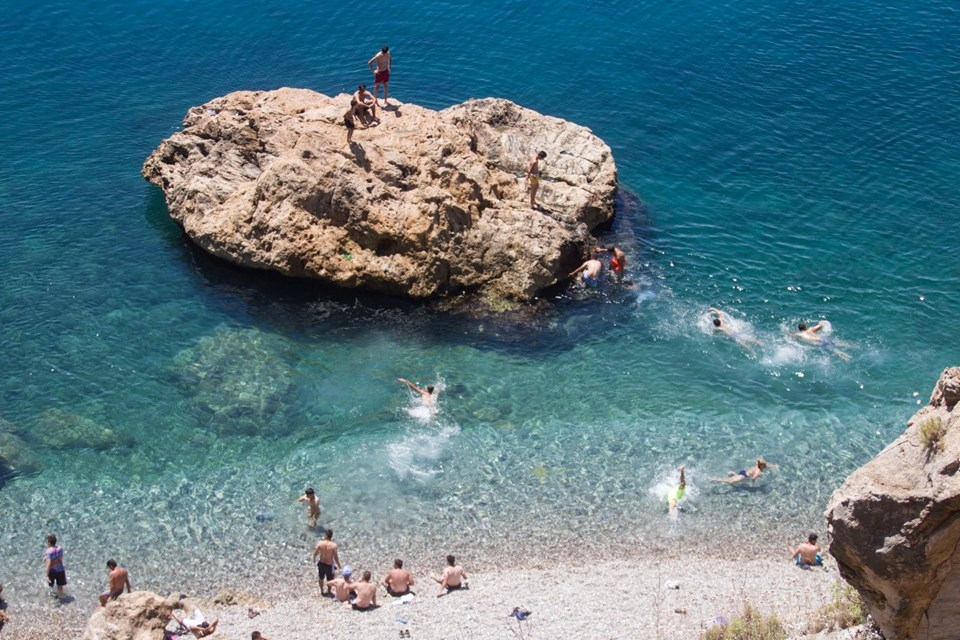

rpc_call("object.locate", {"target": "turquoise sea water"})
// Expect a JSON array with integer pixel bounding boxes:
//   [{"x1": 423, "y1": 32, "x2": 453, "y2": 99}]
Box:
[{"x1": 2, "y1": 0, "x2": 959, "y2": 609}]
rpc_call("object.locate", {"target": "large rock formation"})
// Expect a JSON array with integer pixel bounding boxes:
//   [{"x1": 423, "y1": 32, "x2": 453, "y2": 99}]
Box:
[
  {"x1": 142, "y1": 89, "x2": 616, "y2": 303},
  {"x1": 826, "y1": 367, "x2": 960, "y2": 640},
  {"x1": 81, "y1": 591, "x2": 177, "y2": 640}
]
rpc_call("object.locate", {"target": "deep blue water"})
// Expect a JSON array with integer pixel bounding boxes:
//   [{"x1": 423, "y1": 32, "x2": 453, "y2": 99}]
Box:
[{"x1": 2, "y1": 0, "x2": 959, "y2": 607}]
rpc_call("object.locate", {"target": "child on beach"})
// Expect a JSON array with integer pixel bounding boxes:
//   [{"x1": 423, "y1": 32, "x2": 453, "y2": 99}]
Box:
[{"x1": 297, "y1": 488, "x2": 320, "y2": 527}]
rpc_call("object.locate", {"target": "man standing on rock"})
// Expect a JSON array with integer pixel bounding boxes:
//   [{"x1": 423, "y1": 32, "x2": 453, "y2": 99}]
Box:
[
  {"x1": 312, "y1": 529, "x2": 341, "y2": 596},
  {"x1": 527, "y1": 150, "x2": 547, "y2": 209},
  {"x1": 368, "y1": 45, "x2": 392, "y2": 106},
  {"x1": 98, "y1": 559, "x2": 132, "y2": 605}
]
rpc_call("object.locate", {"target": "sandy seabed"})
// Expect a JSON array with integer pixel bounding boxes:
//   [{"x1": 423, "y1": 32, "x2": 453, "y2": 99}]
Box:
[{"x1": 4, "y1": 553, "x2": 844, "y2": 640}]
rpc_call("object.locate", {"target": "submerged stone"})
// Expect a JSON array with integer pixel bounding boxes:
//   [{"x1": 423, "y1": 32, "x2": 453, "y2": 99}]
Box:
[{"x1": 34, "y1": 409, "x2": 131, "y2": 451}]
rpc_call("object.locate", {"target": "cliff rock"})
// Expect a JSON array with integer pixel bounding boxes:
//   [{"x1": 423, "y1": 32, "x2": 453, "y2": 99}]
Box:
[
  {"x1": 142, "y1": 89, "x2": 617, "y2": 302},
  {"x1": 825, "y1": 367, "x2": 960, "y2": 640}
]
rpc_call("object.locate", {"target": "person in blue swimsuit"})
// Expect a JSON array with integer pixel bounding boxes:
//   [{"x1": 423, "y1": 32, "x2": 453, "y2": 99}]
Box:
[
  {"x1": 790, "y1": 532, "x2": 823, "y2": 567},
  {"x1": 569, "y1": 256, "x2": 603, "y2": 288},
  {"x1": 711, "y1": 457, "x2": 778, "y2": 485}
]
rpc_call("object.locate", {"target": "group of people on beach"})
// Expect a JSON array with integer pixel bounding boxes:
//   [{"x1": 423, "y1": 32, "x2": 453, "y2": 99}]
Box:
[
  {"x1": 305, "y1": 518, "x2": 468, "y2": 613},
  {"x1": 343, "y1": 46, "x2": 392, "y2": 143}
]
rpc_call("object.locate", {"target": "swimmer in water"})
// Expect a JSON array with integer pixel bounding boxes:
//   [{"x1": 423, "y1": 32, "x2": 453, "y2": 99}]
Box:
[
  {"x1": 397, "y1": 378, "x2": 438, "y2": 405},
  {"x1": 711, "y1": 457, "x2": 778, "y2": 485},
  {"x1": 708, "y1": 307, "x2": 760, "y2": 355},
  {"x1": 667, "y1": 465, "x2": 686, "y2": 517},
  {"x1": 570, "y1": 255, "x2": 603, "y2": 289},
  {"x1": 792, "y1": 321, "x2": 851, "y2": 361}
]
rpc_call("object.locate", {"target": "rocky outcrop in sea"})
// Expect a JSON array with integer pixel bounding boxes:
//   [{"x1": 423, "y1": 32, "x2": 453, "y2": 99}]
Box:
[
  {"x1": 142, "y1": 89, "x2": 617, "y2": 304},
  {"x1": 826, "y1": 367, "x2": 960, "y2": 640}
]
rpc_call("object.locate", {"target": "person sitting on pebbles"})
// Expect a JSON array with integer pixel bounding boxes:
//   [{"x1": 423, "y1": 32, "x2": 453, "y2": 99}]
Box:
[{"x1": 432, "y1": 555, "x2": 468, "y2": 597}]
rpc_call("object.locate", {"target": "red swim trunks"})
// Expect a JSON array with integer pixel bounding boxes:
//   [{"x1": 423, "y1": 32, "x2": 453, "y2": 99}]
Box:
[{"x1": 375, "y1": 69, "x2": 390, "y2": 84}]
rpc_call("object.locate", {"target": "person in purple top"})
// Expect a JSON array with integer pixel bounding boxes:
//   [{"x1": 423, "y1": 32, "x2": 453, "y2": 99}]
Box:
[{"x1": 44, "y1": 534, "x2": 67, "y2": 598}]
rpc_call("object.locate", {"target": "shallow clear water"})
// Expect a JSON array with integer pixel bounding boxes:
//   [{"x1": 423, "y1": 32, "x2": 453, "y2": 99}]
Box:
[{"x1": 1, "y1": 0, "x2": 959, "y2": 606}]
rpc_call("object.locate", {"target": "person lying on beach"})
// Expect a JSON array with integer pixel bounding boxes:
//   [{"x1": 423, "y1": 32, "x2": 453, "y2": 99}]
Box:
[
  {"x1": 382, "y1": 558, "x2": 415, "y2": 596},
  {"x1": 711, "y1": 458, "x2": 778, "y2": 485},
  {"x1": 667, "y1": 465, "x2": 686, "y2": 517},
  {"x1": 792, "y1": 321, "x2": 851, "y2": 361},
  {"x1": 789, "y1": 532, "x2": 823, "y2": 567},
  {"x1": 326, "y1": 565, "x2": 356, "y2": 603},
  {"x1": 432, "y1": 555, "x2": 468, "y2": 597},
  {"x1": 708, "y1": 307, "x2": 760, "y2": 355},
  {"x1": 397, "y1": 378, "x2": 438, "y2": 405},
  {"x1": 569, "y1": 256, "x2": 603, "y2": 288},
  {"x1": 297, "y1": 487, "x2": 321, "y2": 527},
  {"x1": 346, "y1": 571, "x2": 377, "y2": 610},
  {"x1": 171, "y1": 610, "x2": 219, "y2": 638}
]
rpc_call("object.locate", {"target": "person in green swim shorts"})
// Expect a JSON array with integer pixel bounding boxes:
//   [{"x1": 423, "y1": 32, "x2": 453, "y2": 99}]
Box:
[{"x1": 668, "y1": 465, "x2": 686, "y2": 517}]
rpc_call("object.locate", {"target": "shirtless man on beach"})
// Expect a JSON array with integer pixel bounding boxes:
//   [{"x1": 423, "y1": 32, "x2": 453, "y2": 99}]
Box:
[
  {"x1": 397, "y1": 378, "x2": 438, "y2": 405},
  {"x1": 712, "y1": 457, "x2": 778, "y2": 485},
  {"x1": 432, "y1": 555, "x2": 468, "y2": 597},
  {"x1": 312, "y1": 529, "x2": 341, "y2": 596},
  {"x1": 708, "y1": 307, "x2": 760, "y2": 355},
  {"x1": 352, "y1": 84, "x2": 379, "y2": 126},
  {"x1": 527, "y1": 151, "x2": 547, "y2": 209},
  {"x1": 382, "y1": 558, "x2": 415, "y2": 596},
  {"x1": 98, "y1": 559, "x2": 132, "y2": 606},
  {"x1": 793, "y1": 320, "x2": 851, "y2": 361},
  {"x1": 368, "y1": 45, "x2": 392, "y2": 106},
  {"x1": 789, "y1": 533, "x2": 823, "y2": 567},
  {"x1": 570, "y1": 256, "x2": 603, "y2": 288},
  {"x1": 348, "y1": 571, "x2": 378, "y2": 610},
  {"x1": 297, "y1": 487, "x2": 320, "y2": 527},
  {"x1": 326, "y1": 565, "x2": 356, "y2": 603}
]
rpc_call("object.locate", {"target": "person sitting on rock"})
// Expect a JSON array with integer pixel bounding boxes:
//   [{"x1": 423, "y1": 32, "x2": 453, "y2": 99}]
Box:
[{"x1": 352, "y1": 84, "x2": 379, "y2": 126}]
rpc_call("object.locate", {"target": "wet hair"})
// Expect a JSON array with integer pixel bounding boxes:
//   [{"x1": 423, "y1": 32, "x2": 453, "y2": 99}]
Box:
[
  {"x1": 382, "y1": 45, "x2": 389, "y2": 53},
  {"x1": 107, "y1": 559, "x2": 117, "y2": 569},
  {"x1": 350, "y1": 98, "x2": 357, "y2": 106},
  {"x1": 447, "y1": 555, "x2": 456, "y2": 566},
  {"x1": 798, "y1": 322, "x2": 808, "y2": 331},
  {"x1": 426, "y1": 385, "x2": 435, "y2": 394},
  {"x1": 305, "y1": 488, "x2": 315, "y2": 495},
  {"x1": 394, "y1": 558, "x2": 403, "y2": 569},
  {"x1": 47, "y1": 534, "x2": 57, "y2": 546},
  {"x1": 757, "y1": 458, "x2": 767, "y2": 469},
  {"x1": 808, "y1": 533, "x2": 819, "y2": 544},
  {"x1": 713, "y1": 318, "x2": 722, "y2": 327},
  {"x1": 537, "y1": 151, "x2": 546, "y2": 159}
]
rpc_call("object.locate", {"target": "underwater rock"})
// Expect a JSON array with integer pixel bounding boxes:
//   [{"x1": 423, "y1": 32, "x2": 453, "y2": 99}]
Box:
[
  {"x1": 170, "y1": 327, "x2": 297, "y2": 437},
  {"x1": 142, "y1": 89, "x2": 617, "y2": 303},
  {"x1": 34, "y1": 409, "x2": 131, "y2": 450},
  {"x1": 0, "y1": 432, "x2": 44, "y2": 477}
]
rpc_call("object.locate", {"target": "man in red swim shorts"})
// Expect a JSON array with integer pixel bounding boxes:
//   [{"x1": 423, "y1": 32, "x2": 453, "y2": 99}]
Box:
[{"x1": 368, "y1": 45, "x2": 392, "y2": 106}]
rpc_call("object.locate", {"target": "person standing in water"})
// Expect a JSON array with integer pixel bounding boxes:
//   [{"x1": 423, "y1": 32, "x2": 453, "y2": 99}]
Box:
[
  {"x1": 397, "y1": 378, "x2": 438, "y2": 405},
  {"x1": 44, "y1": 534, "x2": 67, "y2": 598},
  {"x1": 570, "y1": 254, "x2": 603, "y2": 288},
  {"x1": 297, "y1": 487, "x2": 321, "y2": 527},
  {"x1": 599, "y1": 246, "x2": 627, "y2": 282},
  {"x1": 527, "y1": 151, "x2": 546, "y2": 209}
]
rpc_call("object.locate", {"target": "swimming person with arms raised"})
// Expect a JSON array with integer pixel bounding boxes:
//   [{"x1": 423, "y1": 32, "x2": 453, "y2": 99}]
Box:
[
  {"x1": 712, "y1": 457, "x2": 778, "y2": 485},
  {"x1": 708, "y1": 307, "x2": 760, "y2": 355},
  {"x1": 667, "y1": 465, "x2": 686, "y2": 518},
  {"x1": 792, "y1": 320, "x2": 851, "y2": 361},
  {"x1": 397, "y1": 378, "x2": 438, "y2": 405}
]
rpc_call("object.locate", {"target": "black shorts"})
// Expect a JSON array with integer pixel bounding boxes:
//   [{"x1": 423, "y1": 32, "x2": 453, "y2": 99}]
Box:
[
  {"x1": 344, "y1": 117, "x2": 355, "y2": 130},
  {"x1": 48, "y1": 569, "x2": 67, "y2": 587},
  {"x1": 317, "y1": 562, "x2": 334, "y2": 581}
]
